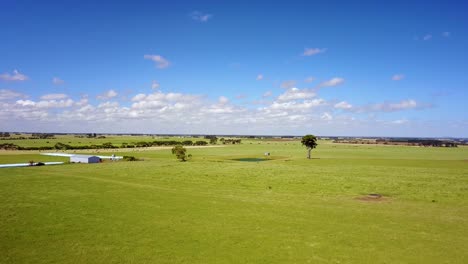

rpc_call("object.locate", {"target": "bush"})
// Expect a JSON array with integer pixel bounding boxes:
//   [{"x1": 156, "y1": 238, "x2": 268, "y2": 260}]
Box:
[
  {"x1": 171, "y1": 145, "x2": 191, "y2": 162},
  {"x1": 123, "y1": 155, "x2": 139, "y2": 161}
]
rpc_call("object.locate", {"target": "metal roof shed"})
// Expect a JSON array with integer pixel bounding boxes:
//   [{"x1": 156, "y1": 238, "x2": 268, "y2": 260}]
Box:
[{"x1": 70, "y1": 155, "x2": 100, "y2": 164}]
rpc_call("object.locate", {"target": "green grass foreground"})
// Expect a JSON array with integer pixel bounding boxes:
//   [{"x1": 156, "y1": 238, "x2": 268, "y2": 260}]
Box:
[{"x1": 1, "y1": 140, "x2": 467, "y2": 263}]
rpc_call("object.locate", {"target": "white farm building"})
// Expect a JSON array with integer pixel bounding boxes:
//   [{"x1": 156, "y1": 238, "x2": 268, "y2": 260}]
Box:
[{"x1": 70, "y1": 155, "x2": 100, "y2": 164}]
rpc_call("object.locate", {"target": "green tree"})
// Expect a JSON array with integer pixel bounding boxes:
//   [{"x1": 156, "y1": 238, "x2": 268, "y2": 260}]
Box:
[
  {"x1": 171, "y1": 145, "x2": 191, "y2": 162},
  {"x1": 301, "y1": 134, "x2": 318, "y2": 159},
  {"x1": 209, "y1": 136, "x2": 218, "y2": 145}
]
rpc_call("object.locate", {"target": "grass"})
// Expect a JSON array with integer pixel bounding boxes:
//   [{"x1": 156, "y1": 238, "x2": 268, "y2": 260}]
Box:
[{"x1": 1, "y1": 139, "x2": 467, "y2": 263}]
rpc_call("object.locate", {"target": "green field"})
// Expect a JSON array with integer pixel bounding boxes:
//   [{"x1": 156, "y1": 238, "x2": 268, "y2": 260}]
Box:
[{"x1": 1, "y1": 139, "x2": 468, "y2": 263}]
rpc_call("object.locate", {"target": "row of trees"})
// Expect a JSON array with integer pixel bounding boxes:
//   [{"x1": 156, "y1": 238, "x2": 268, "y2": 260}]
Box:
[
  {"x1": 0, "y1": 139, "x2": 213, "y2": 151},
  {"x1": 0, "y1": 132, "x2": 11, "y2": 137}
]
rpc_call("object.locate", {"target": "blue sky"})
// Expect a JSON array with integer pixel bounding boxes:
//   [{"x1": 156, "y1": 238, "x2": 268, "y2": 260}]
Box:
[{"x1": 1, "y1": 0, "x2": 467, "y2": 137}]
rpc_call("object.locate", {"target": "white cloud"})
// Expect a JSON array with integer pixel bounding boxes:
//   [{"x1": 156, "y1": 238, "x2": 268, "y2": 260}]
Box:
[
  {"x1": 15, "y1": 99, "x2": 36, "y2": 107},
  {"x1": 36, "y1": 99, "x2": 74, "y2": 108},
  {"x1": 321, "y1": 112, "x2": 333, "y2": 121},
  {"x1": 75, "y1": 97, "x2": 89, "y2": 107},
  {"x1": 152, "y1": 80, "x2": 160, "y2": 89},
  {"x1": 262, "y1": 91, "x2": 272, "y2": 98},
  {"x1": 16, "y1": 98, "x2": 74, "y2": 108},
  {"x1": 389, "y1": 119, "x2": 409, "y2": 125},
  {"x1": 280, "y1": 80, "x2": 297, "y2": 89},
  {"x1": 442, "y1": 32, "x2": 451, "y2": 37},
  {"x1": 304, "y1": 76, "x2": 315, "y2": 83},
  {"x1": 334, "y1": 101, "x2": 353, "y2": 109},
  {"x1": 318, "y1": 77, "x2": 345, "y2": 88},
  {"x1": 0, "y1": 89, "x2": 25, "y2": 100},
  {"x1": 423, "y1": 34, "x2": 432, "y2": 41},
  {"x1": 52, "y1": 77, "x2": 65, "y2": 85},
  {"x1": 256, "y1": 74, "x2": 264, "y2": 80},
  {"x1": 144, "y1": 54, "x2": 170, "y2": 69},
  {"x1": 392, "y1": 74, "x2": 405, "y2": 81},
  {"x1": 131, "y1": 91, "x2": 201, "y2": 111},
  {"x1": 302, "y1": 48, "x2": 326, "y2": 56},
  {"x1": 97, "y1": 89, "x2": 118, "y2": 100},
  {"x1": 277, "y1": 88, "x2": 316, "y2": 101},
  {"x1": 367, "y1": 99, "x2": 428, "y2": 112},
  {"x1": 40, "y1": 93, "x2": 68, "y2": 100},
  {"x1": 0, "y1": 70, "x2": 29, "y2": 81},
  {"x1": 1, "y1": 87, "x2": 440, "y2": 136},
  {"x1": 269, "y1": 99, "x2": 326, "y2": 111},
  {"x1": 190, "y1": 11, "x2": 213, "y2": 22},
  {"x1": 218, "y1": 96, "x2": 229, "y2": 105}
]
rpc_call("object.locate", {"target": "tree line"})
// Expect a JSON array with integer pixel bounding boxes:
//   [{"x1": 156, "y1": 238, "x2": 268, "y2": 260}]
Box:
[{"x1": 0, "y1": 139, "x2": 215, "y2": 151}]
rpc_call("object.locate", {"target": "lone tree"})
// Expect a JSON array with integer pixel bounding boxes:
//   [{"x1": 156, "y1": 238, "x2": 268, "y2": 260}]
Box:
[
  {"x1": 171, "y1": 145, "x2": 191, "y2": 162},
  {"x1": 301, "y1": 134, "x2": 318, "y2": 159}
]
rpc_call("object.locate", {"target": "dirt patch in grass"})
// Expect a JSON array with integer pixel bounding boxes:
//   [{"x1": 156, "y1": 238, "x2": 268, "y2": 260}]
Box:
[{"x1": 356, "y1": 193, "x2": 390, "y2": 202}]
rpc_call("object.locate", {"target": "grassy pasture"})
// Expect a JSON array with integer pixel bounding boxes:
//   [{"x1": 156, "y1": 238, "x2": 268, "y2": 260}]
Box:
[{"x1": 1, "y1": 138, "x2": 467, "y2": 263}]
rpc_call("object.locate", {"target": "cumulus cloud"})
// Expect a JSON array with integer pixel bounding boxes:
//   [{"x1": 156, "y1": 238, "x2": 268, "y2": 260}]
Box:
[
  {"x1": 365, "y1": 99, "x2": 430, "y2": 112},
  {"x1": 144, "y1": 54, "x2": 170, "y2": 69},
  {"x1": 1, "y1": 86, "x2": 437, "y2": 135},
  {"x1": 423, "y1": 34, "x2": 432, "y2": 41},
  {"x1": 318, "y1": 77, "x2": 345, "y2": 88},
  {"x1": 0, "y1": 89, "x2": 25, "y2": 100},
  {"x1": 40, "y1": 93, "x2": 68, "y2": 100},
  {"x1": 269, "y1": 99, "x2": 326, "y2": 111},
  {"x1": 15, "y1": 99, "x2": 36, "y2": 107},
  {"x1": 256, "y1": 74, "x2": 264, "y2": 80},
  {"x1": 392, "y1": 74, "x2": 405, "y2": 81},
  {"x1": 97, "y1": 89, "x2": 118, "y2": 100},
  {"x1": 334, "y1": 101, "x2": 353, "y2": 109},
  {"x1": 190, "y1": 11, "x2": 213, "y2": 22},
  {"x1": 16, "y1": 98, "x2": 74, "y2": 108},
  {"x1": 389, "y1": 119, "x2": 409, "y2": 125},
  {"x1": 262, "y1": 91, "x2": 272, "y2": 98},
  {"x1": 302, "y1": 48, "x2": 326, "y2": 56},
  {"x1": 0, "y1": 70, "x2": 29, "y2": 81},
  {"x1": 218, "y1": 96, "x2": 229, "y2": 105},
  {"x1": 75, "y1": 97, "x2": 89, "y2": 107},
  {"x1": 152, "y1": 80, "x2": 160, "y2": 90},
  {"x1": 280, "y1": 80, "x2": 297, "y2": 89},
  {"x1": 321, "y1": 112, "x2": 333, "y2": 121},
  {"x1": 304, "y1": 76, "x2": 315, "y2": 83},
  {"x1": 52, "y1": 77, "x2": 65, "y2": 85},
  {"x1": 277, "y1": 88, "x2": 316, "y2": 101}
]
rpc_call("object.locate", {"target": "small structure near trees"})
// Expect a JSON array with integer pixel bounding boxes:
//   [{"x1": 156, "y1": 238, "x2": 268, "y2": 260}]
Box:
[
  {"x1": 301, "y1": 134, "x2": 318, "y2": 159},
  {"x1": 171, "y1": 145, "x2": 192, "y2": 162},
  {"x1": 70, "y1": 155, "x2": 100, "y2": 163}
]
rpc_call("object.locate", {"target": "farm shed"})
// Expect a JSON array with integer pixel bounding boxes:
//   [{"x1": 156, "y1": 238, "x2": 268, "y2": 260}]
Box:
[{"x1": 70, "y1": 155, "x2": 100, "y2": 164}]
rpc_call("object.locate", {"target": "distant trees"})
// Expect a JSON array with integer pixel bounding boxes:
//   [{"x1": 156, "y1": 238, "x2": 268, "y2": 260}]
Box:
[
  {"x1": 0, "y1": 139, "x2": 212, "y2": 151},
  {"x1": 194, "y1": 141, "x2": 208, "y2": 146},
  {"x1": 171, "y1": 145, "x2": 192, "y2": 162},
  {"x1": 204, "y1": 135, "x2": 218, "y2": 144},
  {"x1": 222, "y1": 139, "x2": 241, "y2": 144},
  {"x1": 30, "y1": 133, "x2": 55, "y2": 139},
  {"x1": 301, "y1": 134, "x2": 318, "y2": 159},
  {"x1": 0, "y1": 132, "x2": 11, "y2": 137}
]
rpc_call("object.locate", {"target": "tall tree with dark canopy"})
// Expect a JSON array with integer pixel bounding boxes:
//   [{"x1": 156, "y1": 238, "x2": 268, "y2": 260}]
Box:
[{"x1": 301, "y1": 134, "x2": 318, "y2": 159}]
